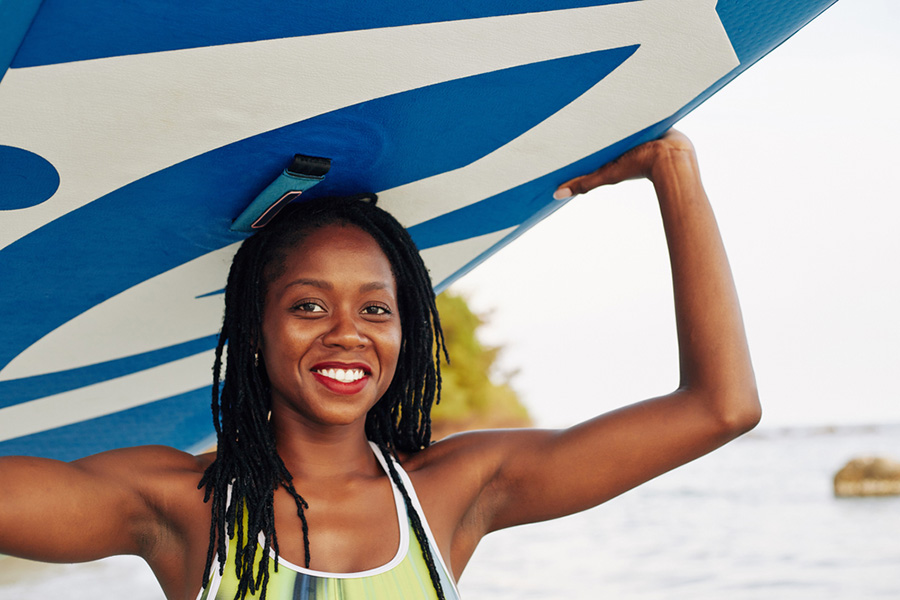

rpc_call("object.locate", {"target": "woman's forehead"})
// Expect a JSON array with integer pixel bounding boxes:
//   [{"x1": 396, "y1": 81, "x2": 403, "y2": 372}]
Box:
[
  {"x1": 287, "y1": 223, "x2": 381, "y2": 259},
  {"x1": 276, "y1": 223, "x2": 397, "y2": 288}
]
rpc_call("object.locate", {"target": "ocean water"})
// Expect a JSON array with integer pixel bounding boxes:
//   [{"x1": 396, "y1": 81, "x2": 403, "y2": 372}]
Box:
[
  {"x1": 1, "y1": 426, "x2": 898, "y2": 599},
  {"x1": 459, "y1": 425, "x2": 900, "y2": 599}
]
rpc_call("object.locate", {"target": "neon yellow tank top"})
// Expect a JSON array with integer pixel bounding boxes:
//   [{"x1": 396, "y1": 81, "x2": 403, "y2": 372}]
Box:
[{"x1": 197, "y1": 443, "x2": 461, "y2": 600}]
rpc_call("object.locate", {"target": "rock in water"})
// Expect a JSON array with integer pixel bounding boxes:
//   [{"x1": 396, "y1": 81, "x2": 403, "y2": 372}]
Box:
[{"x1": 834, "y1": 456, "x2": 900, "y2": 497}]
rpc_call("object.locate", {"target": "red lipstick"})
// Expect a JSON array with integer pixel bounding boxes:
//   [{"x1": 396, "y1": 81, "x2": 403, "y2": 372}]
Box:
[{"x1": 310, "y1": 362, "x2": 371, "y2": 395}]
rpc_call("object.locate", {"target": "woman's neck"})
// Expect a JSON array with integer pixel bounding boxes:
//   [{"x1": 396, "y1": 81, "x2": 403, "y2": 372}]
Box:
[{"x1": 271, "y1": 414, "x2": 378, "y2": 481}]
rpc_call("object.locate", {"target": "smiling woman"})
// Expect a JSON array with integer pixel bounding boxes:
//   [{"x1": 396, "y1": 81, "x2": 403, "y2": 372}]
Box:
[
  {"x1": 0, "y1": 132, "x2": 760, "y2": 600},
  {"x1": 201, "y1": 195, "x2": 451, "y2": 599}
]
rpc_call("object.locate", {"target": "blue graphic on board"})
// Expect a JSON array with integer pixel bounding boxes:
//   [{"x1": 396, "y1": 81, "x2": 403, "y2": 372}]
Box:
[
  {"x1": 0, "y1": 0, "x2": 838, "y2": 460},
  {"x1": 0, "y1": 145, "x2": 59, "y2": 209}
]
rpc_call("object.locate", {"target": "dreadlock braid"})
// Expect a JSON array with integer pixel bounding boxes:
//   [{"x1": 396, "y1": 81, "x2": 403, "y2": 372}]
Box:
[{"x1": 199, "y1": 195, "x2": 448, "y2": 600}]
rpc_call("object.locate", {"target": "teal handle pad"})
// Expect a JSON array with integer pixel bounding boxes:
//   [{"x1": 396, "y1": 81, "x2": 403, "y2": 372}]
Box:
[{"x1": 231, "y1": 154, "x2": 331, "y2": 232}]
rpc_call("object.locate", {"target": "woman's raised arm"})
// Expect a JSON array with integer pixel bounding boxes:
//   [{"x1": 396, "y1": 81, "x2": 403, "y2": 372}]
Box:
[{"x1": 436, "y1": 130, "x2": 760, "y2": 548}]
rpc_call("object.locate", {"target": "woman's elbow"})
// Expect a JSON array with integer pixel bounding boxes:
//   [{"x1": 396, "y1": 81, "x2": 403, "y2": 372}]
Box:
[{"x1": 716, "y1": 385, "x2": 762, "y2": 437}]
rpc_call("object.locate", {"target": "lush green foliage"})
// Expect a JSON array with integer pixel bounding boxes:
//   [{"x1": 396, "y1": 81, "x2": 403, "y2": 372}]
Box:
[{"x1": 431, "y1": 292, "x2": 530, "y2": 436}]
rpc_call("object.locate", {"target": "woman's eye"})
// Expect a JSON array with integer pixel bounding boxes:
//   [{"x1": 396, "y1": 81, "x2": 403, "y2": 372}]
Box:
[
  {"x1": 362, "y1": 304, "x2": 391, "y2": 316},
  {"x1": 293, "y1": 301, "x2": 325, "y2": 313}
]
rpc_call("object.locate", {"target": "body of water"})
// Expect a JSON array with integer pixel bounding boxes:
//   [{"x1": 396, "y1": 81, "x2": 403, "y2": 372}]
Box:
[{"x1": 2, "y1": 425, "x2": 898, "y2": 599}]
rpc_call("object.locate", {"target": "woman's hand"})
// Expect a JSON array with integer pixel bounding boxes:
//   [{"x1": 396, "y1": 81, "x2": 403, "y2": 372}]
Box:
[{"x1": 554, "y1": 129, "x2": 696, "y2": 197}]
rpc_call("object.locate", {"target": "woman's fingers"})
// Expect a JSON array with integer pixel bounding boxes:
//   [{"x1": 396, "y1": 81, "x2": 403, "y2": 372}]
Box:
[
  {"x1": 554, "y1": 129, "x2": 694, "y2": 199},
  {"x1": 553, "y1": 154, "x2": 640, "y2": 200}
]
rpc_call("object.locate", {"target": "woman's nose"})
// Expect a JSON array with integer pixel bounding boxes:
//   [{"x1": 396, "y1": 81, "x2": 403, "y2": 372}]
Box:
[{"x1": 322, "y1": 311, "x2": 367, "y2": 349}]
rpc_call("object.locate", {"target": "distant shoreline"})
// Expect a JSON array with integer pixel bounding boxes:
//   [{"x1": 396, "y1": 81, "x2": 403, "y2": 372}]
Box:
[{"x1": 746, "y1": 422, "x2": 900, "y2": 439}]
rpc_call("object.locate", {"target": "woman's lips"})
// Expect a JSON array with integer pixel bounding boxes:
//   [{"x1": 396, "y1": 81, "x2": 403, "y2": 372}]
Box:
[
  {"x1": 310, "y1": 362, "x2": 372, "y2": 395},
  {"x1": 311, "y1": 370, "x2": 370, "y2": 395}
]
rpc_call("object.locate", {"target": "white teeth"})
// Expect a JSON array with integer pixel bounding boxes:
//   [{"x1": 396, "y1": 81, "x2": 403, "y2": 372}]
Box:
[{"x1": 317, "y1": 368, "x2": 365, "y2": 383}]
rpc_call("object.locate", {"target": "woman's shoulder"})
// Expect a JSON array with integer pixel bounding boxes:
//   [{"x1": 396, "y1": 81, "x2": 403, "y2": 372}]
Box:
[
  {"x1": 396, "y1": 428, "x2": 548, "y2": 562},
  {"x1": 401, "y1": 427, "x2": 541, "y2": 479},
  {"x1": 73, "y1": 444, "x2": 214, "y2": 477}
]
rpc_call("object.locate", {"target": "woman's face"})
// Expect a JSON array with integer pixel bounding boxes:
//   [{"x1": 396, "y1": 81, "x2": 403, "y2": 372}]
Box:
[{"x1": 261, "y1": 223, "x2": 402, "y2": 429}]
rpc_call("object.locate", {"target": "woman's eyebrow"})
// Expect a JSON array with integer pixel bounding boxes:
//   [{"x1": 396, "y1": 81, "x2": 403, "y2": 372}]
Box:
[
  {"x1": 285, "y1": 278, "x2": 332, "y2": 290},
  {"x1": 359, "y1": 281, "x2": 392, "y2": 293},
  {"x1": 284, "y1": 279, "x2": 391, "y2": 293}
]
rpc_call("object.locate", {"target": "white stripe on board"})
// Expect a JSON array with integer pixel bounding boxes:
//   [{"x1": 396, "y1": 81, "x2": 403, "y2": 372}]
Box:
[
  {"x1": 0, "y1": 350, "x2": 215, "y2": 442},
  {"x1": 0, "y1": 243, "x2": 239, "y2": 381},
  {"x1": 420, "y1": 227, "x2": 517, "y2": 286}
]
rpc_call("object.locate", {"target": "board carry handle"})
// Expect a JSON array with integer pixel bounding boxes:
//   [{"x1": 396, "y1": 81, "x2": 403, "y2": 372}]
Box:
[{"x1": 230, "y1": 154, "x2": 332, "y2": 232}]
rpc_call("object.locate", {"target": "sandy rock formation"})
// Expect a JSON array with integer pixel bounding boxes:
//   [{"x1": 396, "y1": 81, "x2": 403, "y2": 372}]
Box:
[{"x1": 834, "y1": 456, "x2": 900, "y2": 497}]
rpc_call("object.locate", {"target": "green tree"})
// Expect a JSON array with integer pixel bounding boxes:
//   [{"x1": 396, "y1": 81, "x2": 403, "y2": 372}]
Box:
[{"x1": 431, "y1": 292, "x2": 531, "y2": 438}]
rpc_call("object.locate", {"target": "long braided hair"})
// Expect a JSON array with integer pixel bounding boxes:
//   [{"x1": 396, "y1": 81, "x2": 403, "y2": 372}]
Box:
[{"x1": 198, "y1": 195, "x2": 449, "y2": 600}]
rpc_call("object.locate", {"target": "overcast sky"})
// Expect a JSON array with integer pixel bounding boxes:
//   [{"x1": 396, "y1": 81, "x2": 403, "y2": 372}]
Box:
[{"x1": 451, "y1": 0, "x2": 900, "y2": 429}]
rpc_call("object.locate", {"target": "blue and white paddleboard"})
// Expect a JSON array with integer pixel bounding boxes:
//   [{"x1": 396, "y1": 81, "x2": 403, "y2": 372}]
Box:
[{"x1": 0, "y1": 0, "x2": 838, "y2": 460}]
